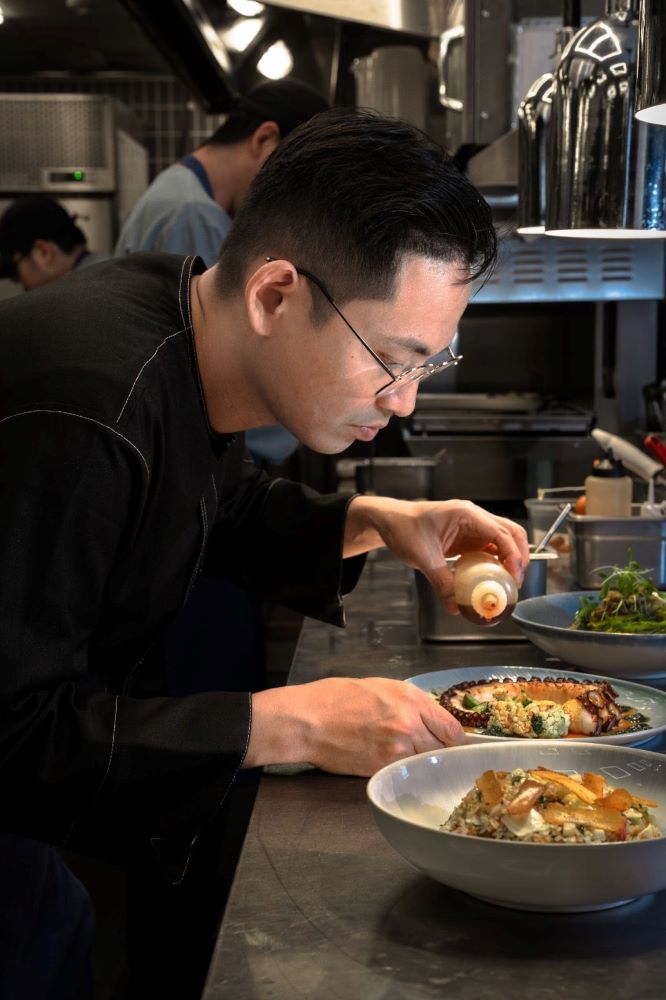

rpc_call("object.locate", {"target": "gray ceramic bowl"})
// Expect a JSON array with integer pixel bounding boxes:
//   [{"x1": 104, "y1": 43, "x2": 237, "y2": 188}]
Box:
[
  {"x1": 367, "y1": 742, "x2": 666, "y2": 912},
  {"x1": 512, "y1": 592, "x2": 666, "y2": 686}
]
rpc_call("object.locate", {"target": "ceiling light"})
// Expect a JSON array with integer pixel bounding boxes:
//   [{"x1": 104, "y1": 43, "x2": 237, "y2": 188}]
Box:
[
  {"x1": 636, "y1": 0, "x2": 666, "y2": 124},
  {"x1": 228, "y1": 0, "x2": 265, "y2": 16},
  {"x1": 257, "y1": 40, "x2": 293, "y2": 80},
  {"x1": 546, "y1": 1, "x2": 666, "y2": 239},
  {"x1": 222, "y1": 17, "x2": 263, "y2": 53},
  {"x1": 0, "y1": 6, "x2": 4, "y2": 25}
]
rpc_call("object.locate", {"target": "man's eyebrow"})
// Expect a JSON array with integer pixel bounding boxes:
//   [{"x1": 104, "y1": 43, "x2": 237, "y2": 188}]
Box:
[{"x1": 383, "y1": 335, "x2": 431, "y2": 358}]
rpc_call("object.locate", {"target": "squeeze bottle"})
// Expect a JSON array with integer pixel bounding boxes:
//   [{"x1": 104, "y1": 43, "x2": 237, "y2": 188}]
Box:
[{"x1": 454, "y1": 552, "x2": 519, "y2": 627}]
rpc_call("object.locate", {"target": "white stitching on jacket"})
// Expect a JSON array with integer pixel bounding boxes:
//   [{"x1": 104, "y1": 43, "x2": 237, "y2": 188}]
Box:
[
  {"x1": 115, "y1": 328, "x2": 187, "y2": 424},
  {"x1": 0, "y1": 410, "x2": 150, "y2": 477},
  {"x1": 177, "y1": 256, "x2": 188, "y2": 329}
]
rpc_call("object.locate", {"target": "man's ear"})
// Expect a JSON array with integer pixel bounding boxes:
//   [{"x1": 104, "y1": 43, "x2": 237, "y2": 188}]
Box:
[
  {"x1": 249, "y1": 120, "x2": 281, "y2": 167},
  {"x1": 245, "y1": 258, "x2": 298, "y2": 338},
  {"x1": 30, "y1": 239, "x2": 58, "y2": 270}
]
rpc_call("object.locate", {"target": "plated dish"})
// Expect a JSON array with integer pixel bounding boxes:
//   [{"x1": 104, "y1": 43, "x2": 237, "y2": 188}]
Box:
[
  {"x1": 406, "y1": 665, "x2": 666, "y2": 747},
  {"x1": 511, "y1": 593, "x2": 666, "y2": 681},
  {"x1": 442, "y1": 765, "x2": 661, "y2": 843},
  {"x1": 438, "y1": 675, "x2": 644, "y2": 739},
  {"x1": 572, "y1": 559, "x2": 666, "y2": 635},
  {"x1": 367, "y1": 742, "x2": 666, "y2": 911}
]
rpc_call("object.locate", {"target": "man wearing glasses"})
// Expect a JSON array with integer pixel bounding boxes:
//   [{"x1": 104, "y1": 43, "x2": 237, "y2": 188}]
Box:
[{"x1": 0, "y1": 108, "x2": 527, "y2": 996}]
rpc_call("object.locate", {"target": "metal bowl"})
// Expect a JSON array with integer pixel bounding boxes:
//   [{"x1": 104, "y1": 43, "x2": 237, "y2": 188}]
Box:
[
  {"x1": 512, "y1": 592, "x2": 666, "y2": 685},
  {"x1": 367, "y1": 742, "x2": 666, "y2": 912}
]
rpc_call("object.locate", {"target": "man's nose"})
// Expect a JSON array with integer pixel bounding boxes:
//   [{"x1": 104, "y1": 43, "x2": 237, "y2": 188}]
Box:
[{"x1": 377, "y1": 380, "x2": 420, "y2": 418}]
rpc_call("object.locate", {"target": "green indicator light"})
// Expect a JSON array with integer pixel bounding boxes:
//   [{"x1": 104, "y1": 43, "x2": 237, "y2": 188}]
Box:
[{"x1": 73, "y1": 170, "x2": 84, "y2": 181}]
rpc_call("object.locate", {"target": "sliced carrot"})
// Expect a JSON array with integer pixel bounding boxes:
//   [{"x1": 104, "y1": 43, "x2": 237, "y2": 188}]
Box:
[
  {"x1": 476, "y1": 769, "x2": 503, "y2": 806},
  {"x1": 599, "y1": 788, "x2": 634, "y2": 812},
  {"x1": 582, "y1": 772, "x2": 606, "y2": 797},
  {"x1": 528, "y1": 767, "x2": 598, "y2": 804},
  {"x1": 631, "y1": 794, "x2": 658, "y2": 808},
  {"x1": 543, "y1": 801, "x2": 627, "y2": 836}
]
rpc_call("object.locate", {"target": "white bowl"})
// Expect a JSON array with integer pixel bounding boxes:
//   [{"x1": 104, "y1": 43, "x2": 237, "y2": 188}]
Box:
[
  {"x1": 367, "y1": 742, "x2": 666, "y2": 912},
  {"x1": 512, "y1": 592, "x2": 666, "y2": 685}
]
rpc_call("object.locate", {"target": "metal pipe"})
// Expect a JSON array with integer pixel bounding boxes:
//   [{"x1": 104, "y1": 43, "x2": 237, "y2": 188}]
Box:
[
  {"x1": 636, "y1": 0, "x2": 666, "y2": 125},
  {"x1": 563, "y1": 1, "x2": 581, "y2": 29}
]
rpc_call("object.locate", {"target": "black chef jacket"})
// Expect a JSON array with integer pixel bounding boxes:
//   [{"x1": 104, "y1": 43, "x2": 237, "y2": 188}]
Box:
[{"x1": 0, "y1": 252, "x2": 363, "y2": 866}]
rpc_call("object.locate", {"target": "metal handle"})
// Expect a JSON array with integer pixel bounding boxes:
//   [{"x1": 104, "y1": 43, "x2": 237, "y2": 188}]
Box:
[
  {"x1": 533, "y1": 502, "x2": 573, "y2": 553},
  {"x1": 438, "y1": 26, "x2": 464, "y2": 112}
]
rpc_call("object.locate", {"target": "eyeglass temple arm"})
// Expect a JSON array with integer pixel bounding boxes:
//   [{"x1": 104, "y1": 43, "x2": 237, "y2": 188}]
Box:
[{"x1": 295, "y1": 266, "x2": 395, "y2": 381}]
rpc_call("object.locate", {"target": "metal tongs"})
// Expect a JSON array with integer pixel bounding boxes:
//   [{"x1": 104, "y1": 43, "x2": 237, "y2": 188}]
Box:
[{"x1": 533, "y1": 502, "x2": 573, "y2": 553}]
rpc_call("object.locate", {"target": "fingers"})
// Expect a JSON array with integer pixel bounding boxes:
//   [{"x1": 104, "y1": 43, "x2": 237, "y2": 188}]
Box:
[
  {"x1": 417, "y1": 695, "x2": 466, "y2": 747},
  {"x1": 423, "y1": 563, "x2": 459, "y2": 614},
  {"x1": 489, "y1": 516, "x2": 530, "y2": 583}
]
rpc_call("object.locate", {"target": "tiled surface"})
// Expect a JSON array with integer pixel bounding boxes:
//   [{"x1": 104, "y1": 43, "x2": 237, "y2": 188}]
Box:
[{"x1": 0, "y1": 74, "x2": 226, "y2": 179}]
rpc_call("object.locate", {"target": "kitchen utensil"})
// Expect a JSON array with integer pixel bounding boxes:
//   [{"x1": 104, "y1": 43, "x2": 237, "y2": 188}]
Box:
[
  {"x1": 533, "y1": 502, "x2": 573, "y2": 553},
  {"x1": 367, "y1": 742, "x2": 666, "y2": 912},
  {"x1": 405, "y1": 664, "x2": 666, "y2": 747},
  {"x1": 512, "y1": 592, "x2": 666, "y2": 684}
]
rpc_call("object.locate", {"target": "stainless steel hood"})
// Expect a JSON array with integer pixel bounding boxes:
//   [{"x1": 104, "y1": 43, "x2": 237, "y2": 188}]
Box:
[{"x1": 264, "y1": 1, "x2": 454, "y2": 37}]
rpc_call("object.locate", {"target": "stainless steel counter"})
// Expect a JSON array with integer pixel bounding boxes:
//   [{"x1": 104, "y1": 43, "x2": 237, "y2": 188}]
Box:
[{"x1": 203, "y1": 552, "x2": 666, "y2": 1000}]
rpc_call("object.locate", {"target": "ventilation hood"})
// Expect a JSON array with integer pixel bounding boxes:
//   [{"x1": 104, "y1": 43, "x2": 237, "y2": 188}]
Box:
[{"x1": 264, "y1": 1, "x2": 454, "y2": 37}]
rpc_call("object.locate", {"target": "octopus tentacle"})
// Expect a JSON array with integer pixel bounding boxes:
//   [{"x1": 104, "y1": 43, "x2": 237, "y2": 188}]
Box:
[{"x1": 439, "y1": 676, "x2": 622, "y2": 736}]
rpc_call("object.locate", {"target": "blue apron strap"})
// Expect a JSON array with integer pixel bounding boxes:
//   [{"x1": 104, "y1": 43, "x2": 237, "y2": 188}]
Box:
[{"x1": 180, "y1": 154, "x2": 214, "y2": 200}]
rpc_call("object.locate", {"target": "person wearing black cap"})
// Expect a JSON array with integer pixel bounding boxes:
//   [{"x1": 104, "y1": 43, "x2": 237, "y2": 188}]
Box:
[
  {"x1": 0, "y1": 195, "x2": 106, "y2": 292},
  {"x1": 115, "y1": 78, "x2": 329, "y2": 266}
]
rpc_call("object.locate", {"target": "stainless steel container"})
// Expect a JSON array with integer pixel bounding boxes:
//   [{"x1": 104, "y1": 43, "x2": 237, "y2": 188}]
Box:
[
  {"x1": 415, "y1": 546, "x2": 558, "y2": 642},
  {"x1": 354, "y1": 457, "x2": 440, "y2": 500},
  {"x1": 569, "y1": 509, "x2": 666, "y2": 588}
]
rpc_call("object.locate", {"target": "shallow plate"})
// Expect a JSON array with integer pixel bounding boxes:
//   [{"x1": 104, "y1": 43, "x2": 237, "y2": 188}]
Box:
[
  {"x1": 406, "y1": 665, "x2": 666, "y2": 748},
  {"x1": 512, "y1": 592, "x2": 666, "y2": 685}
]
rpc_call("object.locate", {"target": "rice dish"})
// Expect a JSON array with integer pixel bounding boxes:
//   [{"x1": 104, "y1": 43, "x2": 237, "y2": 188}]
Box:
[{"x1": 442, "y1": 767, "x2": 661, "y2": 843}]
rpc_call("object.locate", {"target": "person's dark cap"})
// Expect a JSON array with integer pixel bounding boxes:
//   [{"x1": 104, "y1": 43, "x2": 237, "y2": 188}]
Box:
[
  {"x1": 0, "y1": 195, "x2": 86, "y2": 279},
  {"x1": 234, "y1": 78, "x2": 329, "y2": 137}
]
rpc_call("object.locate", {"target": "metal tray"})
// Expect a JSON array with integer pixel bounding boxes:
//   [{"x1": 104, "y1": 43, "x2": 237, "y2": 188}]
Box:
[{"x1": 568, "y1": 508, "x2": 666, "y2": 588}]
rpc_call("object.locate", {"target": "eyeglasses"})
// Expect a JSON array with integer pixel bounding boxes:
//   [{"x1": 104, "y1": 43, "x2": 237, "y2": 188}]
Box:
[{"x1": 265, "y1": 257, "x2": 462, "y2": 397}]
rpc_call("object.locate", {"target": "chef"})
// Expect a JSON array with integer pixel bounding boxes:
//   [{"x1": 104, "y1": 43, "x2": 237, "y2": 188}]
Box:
[
  {"x1": 0, "y1": 194, "x2": 106, "y2": 291},
  {"x1": 0, "y1": 107, "x2": 528, "y2": 996}
]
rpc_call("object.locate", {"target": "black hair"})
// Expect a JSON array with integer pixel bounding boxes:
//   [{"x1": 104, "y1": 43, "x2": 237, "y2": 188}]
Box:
[
  {"x1": 216, "y1": 107, "x2": 497, "y2": 320},
  {"x1": 52, "y1": 222, "x2": 87, "y2": 253},
  {"x1": 205, "y1": 109, "x2": 269, "y2": 146},
  {"x1": 204, "y1": 79, "x2": 329, "y2": 147}
]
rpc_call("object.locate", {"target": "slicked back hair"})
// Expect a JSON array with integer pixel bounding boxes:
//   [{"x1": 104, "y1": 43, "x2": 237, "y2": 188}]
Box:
[{"x1": 216, "y1": 108, "x2": 497, "y2": 321}]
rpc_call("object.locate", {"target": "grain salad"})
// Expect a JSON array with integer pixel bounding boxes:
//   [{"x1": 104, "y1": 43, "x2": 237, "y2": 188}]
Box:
[{"x1": 442, "y1": 767, "x2": 661, "y2": 843}]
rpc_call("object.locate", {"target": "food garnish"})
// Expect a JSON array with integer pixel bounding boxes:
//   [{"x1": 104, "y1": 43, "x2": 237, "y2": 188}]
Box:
[
  {"x1": 436, "y1": 676, "x2": 649, "y2": 739},
  {"x1": 572, "y1": 558, "x2": 666, "y2": 635},
  {"x1": 442, "y1": 767, "x2": 661, "y2": 843}
]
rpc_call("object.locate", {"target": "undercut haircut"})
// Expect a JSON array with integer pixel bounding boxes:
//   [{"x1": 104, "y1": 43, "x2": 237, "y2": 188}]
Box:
[{"x1": 216, "y1": 108, "x2": 497, "y2": 322}]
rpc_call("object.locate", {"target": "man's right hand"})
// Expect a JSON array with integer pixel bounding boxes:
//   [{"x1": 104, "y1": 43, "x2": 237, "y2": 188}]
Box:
[{"x1": 244, "y1": 676, "x2": 465, "y2": 777}]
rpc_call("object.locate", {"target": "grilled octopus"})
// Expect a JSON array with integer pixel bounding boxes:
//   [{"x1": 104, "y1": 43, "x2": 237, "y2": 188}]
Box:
[{"x1": 439, "y1": 676, "x2": 623, "y2": 736}]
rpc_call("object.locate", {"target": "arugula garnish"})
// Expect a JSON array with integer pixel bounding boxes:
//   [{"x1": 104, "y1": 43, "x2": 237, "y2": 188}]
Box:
[{"x1": 572, "y1": 555, "x2": 666, "y2": 634}]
